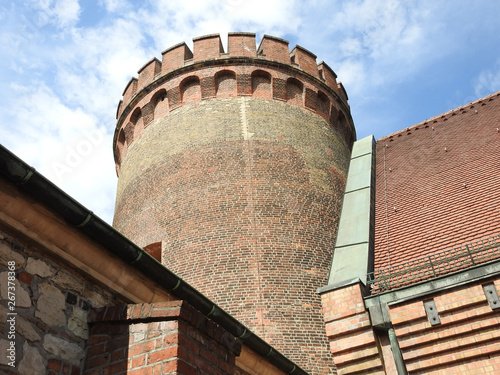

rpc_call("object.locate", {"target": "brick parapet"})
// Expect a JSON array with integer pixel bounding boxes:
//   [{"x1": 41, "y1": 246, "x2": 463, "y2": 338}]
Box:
[
  {"x1": 87, "y1": 301, "x2": 241, "y2": 355},
  {"x1": 118, "y1": 31, "x2": 347, "y2": 109},
  {"x1": 228, "y1": 32, "x2": 257, "y2": 57},
  {"x1": 113, "y1": 33, "x2": 355, "y2": 172},
  {"x1": 290, "y1": 45, "x2": 319, "y2": 78},
  {"x1": 84, "y1": 301, "x2": 241, "y2": 374},
  {"x1": 257, "y1": 34, "x2": 291, "y2": 63},
  {"x1": 137, "y1": 58, "x2": 161, "y2": 90}
]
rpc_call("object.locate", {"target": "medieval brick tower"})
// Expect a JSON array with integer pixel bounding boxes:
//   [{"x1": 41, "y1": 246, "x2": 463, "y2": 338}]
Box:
[{"x1": 112, "y1": 32, "x2": 355, "y2": 373}]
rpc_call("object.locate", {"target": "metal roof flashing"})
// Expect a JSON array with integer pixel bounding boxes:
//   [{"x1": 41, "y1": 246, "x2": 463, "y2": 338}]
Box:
[{"x1": 319, "y1": 135, "x2": 376, "y2": 293}]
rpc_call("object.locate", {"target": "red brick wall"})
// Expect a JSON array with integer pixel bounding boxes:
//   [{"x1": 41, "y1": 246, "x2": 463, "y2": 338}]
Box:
[
  {"x1": 152, "y1": 89, "x2": 169, "y2": 122},
  {"x1": 122, "y1": 78, "x2": 137, "y2": 108},
  {"x1": 228, "y1": 33, "x2": 257, "y2": 57},
  {"x1": 251, "y1": 71, "x2": 271, "y2": 99},
  {"x1": 285, "y1": 78, "x2": 303, "y2": 106},
  {"x1": 193, "y1": 34, "x2": 224, "y2": 62},
  {"x1": 161, "y1": 43, "x2": 193, "y2": 74},
  {"x1": 84, "y1": 301, "x2": 241, "y2": 375},
  {"x1": 138, "y1": 58, "x2": 161, "y2": 91},
  {"x1": 291, "y1": 46, "x2": 319, "y2": 78},
  {"x1": 257, "y1": 35, "x2": 290, "y2": 64},
  {"x1": 389, "y1": 277, "x2": 500, "y2": 374},
  {"x1": 321, "y1": 275, "x2": 500, "y2": 374},
  {"x1": 181, "y1": 77, "x2": 201, "y2": 104},
  {"x1": 215, "y1": 71, "x2": 237, "y2": 97},
  {"x1": 321, "y1": 283, "x2": 384, "y2": 374}
]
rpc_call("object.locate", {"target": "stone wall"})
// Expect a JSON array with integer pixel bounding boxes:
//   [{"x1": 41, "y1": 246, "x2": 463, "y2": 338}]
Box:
[{"x1": 0, "y1": 227, "x2": 121, "y2": 375}]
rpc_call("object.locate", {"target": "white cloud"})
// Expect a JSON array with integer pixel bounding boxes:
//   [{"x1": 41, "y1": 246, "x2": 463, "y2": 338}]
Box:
[
  {"x1": 0, "y1": 82, "x2": 116, "y2": 222},
  {"x1": 2, "y1": 0, "x2": 500, "y2": 223},
  {"x1": 321, "y1": 0, "x2": 440, "y2": 94},
  {"x1": 474, "y1": 60, "x2": 500, "y2": 99},
  {"x1": 0, "y1": 7, "x2": 45, "y2": 75},
  {"x1": 330, "y1": 0, "x2": 430, "y2": 57},
  {"x1": 135, "y1": 0, "x2": 301, "y2": 53},
  {"x1": 338, "y1": 38, "x2": 364, "y2": 58},
  {"x1": 220, "y1": 0, "x2": 301, "y2": 34},
  {"x1": 52, "y1": 18, "x2": 149, "y2": 118},
  {"x1": 1, "y1": 83, "x2": 97, "y2": 168},
  {"x1": 29, "y1": 0, "x2": 81, "y2": 28},
  {"x1": 98, "y1": 0, "x2": 129, "y2": 13},
  {"x1": 335, "y1": 59, "x2": 366, "y2": 90}
]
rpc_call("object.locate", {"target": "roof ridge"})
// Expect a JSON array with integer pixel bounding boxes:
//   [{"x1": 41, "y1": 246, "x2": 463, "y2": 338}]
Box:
[{"x1": 378, "y1": 90, "x2": 500, "y2": 141}]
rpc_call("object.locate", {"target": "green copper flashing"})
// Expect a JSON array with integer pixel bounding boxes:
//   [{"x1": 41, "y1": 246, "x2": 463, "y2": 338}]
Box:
[{"x1": 321, "y1": 135, "x2": 376, "y2": 292}]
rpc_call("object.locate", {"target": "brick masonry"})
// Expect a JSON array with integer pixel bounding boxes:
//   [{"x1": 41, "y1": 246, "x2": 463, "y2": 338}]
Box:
[
  {"x1": 320, "y1": 272, "x2": 500, "y2": 374},
  {"x1": 112, "y1": 33, "x2": 354, "y2": 374},
  {"x1": 83, "y1": 301, "x2": 242, "y2": 375},
  {"x1": 320, "y1": 283, "x2": 385, "y2": 374},
  {"x1": 114, "y1": 96, "x2": 347, "y2": 375},
  {"x1": 389, "y1": 277, "x2": 500, "y2": 374}
]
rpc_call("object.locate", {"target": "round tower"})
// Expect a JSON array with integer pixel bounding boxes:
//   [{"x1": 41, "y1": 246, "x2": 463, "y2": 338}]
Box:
[{"x1": 113, "y1": 32, "x2": 355, "y2": 374}]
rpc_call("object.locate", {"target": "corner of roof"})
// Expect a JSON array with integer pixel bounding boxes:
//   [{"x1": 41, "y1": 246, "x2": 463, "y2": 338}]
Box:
[{"x1": 377, "y1": 90, "x2": 500, "y2": 143}]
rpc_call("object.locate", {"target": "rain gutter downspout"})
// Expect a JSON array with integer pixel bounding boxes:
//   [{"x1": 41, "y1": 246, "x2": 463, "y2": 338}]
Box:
[
  {"x1": 367, "y1": 297, "x2": 407, "y2": 374},
  {"x1": 0, "y1": 144, "x2": 307, "y2": 375},
  {"x1": 388, "y1": 327, "x2": 407, "y2": 375}
]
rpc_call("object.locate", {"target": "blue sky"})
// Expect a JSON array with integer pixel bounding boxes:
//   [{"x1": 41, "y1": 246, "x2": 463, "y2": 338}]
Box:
[{"x1": 1, "y1": 0, "x2": 499, "y2": 223}]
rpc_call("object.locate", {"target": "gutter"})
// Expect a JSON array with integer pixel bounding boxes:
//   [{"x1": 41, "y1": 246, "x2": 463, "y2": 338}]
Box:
[
  {"x1": 388, "y1": 327, "x2": 407, "y2": 375},
  {"x1": 0, "y1": 144, "x2": 307, "y2": 375}
]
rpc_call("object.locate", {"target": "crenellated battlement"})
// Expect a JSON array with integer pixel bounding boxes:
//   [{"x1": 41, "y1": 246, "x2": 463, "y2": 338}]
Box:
[
  {"x1": 121, "y1": 33, "x2": 346, "y2": 104},
  {"x1": 113, "y1": 32, "x2": 355, "y2": 173},
  {"x1": 120, "y1": 33, "x2": 348, "y2": 112},
  {"x1": 112, "y1": 32, "x2": 355, "y2": 374}
]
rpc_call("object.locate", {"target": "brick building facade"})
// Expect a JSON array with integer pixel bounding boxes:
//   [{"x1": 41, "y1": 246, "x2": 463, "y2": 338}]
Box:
[
  {"x1": 1, "y1": 32, "x2": 499, "y2": 374},
  {"x1": 320, "y1": 91, "x2": 500, "y2": 374}
]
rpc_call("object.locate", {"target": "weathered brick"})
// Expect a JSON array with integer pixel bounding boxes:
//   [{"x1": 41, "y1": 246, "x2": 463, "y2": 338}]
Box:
[
  {"x1": 112, "y1": 33, "x2": 353, "y2": 374},
  {"x1": 83, "y1": 301, "x2": 238, "y2": 374}
]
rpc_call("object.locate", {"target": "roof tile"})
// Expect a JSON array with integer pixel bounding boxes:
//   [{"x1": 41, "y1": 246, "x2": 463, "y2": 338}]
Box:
[{"x1": 374, "y1": 91, "x2": 500, "y2": 270}]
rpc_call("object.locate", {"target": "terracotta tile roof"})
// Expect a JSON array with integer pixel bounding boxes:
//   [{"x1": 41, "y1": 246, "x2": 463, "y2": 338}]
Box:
[{"x1": 374, "y1": 91, "x2": 500, "y2": 271}]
